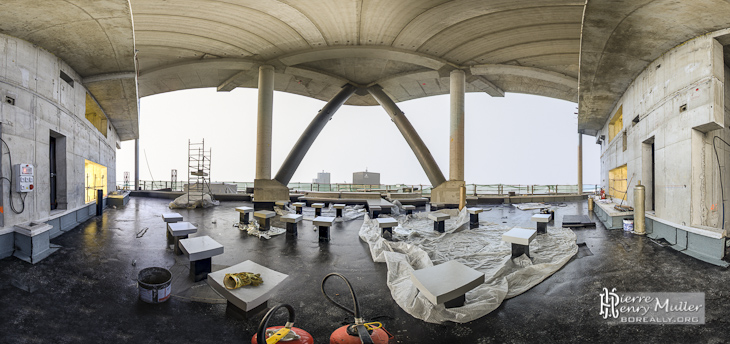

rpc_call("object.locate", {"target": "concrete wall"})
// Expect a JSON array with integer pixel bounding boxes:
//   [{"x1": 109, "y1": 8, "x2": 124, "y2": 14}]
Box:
[
  {"x1": 0, "y1": 33, "x2": 118, "y2": 241},
  {"x1": 598, "y1": 33, "x2": 729, "y2": 230}
]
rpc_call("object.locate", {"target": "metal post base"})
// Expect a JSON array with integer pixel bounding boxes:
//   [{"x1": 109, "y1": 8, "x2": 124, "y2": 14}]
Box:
[
  {"x1": 318, "y1": 226, "x2": 330, "y2": 242},
  {"x1": 286, "y1": 222, "x2": 298, "y2": 237},
  {"x1": 406, "y1": 209, "x2": 413, "y2": 215},
  {"x1": 296, "y1": 207, "x2": 302, "y2": 215},
  {"x1": 382, "y1": 227, "x2": 393, "y2": 240},
  {"x1": 371, "y1": 210, "x2": 380, "y2": 218},
  {"x1": 444, "y1": 294, "x2": 466, "y2": 309},
  {"x1": 336, "y1": 208, "x2": 343, "y2": 217},
  {"x1": 173, "y1": 235, "x2": 188, "y2": 255},
  {"x1": 315, "y1": 208, "x2": 322, "y2": 217},
  {"x1": 166, "y1": 230, "x2": 173, "y2": 246},
  {"x1": 537, "y1": 222, "x2": 547, "y2": 234},
  {"x1": 239, "y1": 213, "x2": 250, "y2": 225},
  {"x1": 470, "y1": 213, "x2": 479, "y2": 229},
  {"x1": 190, "y1": 257, "x2": 212, "y2": 282},
  {"x1": 434, "y1": 221, "x2": 445, "y2": 233},
  {"x1": 258, "y1": 218, "x2": 271, "y2": 231},
  {"x1": 511, "y1": 243, "x2": 530, "y2": 258}
]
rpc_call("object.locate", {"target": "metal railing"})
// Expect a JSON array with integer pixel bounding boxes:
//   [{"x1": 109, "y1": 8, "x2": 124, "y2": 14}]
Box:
[{"x1": 121, "y1": 180, "x2": 598, "y2": 196}]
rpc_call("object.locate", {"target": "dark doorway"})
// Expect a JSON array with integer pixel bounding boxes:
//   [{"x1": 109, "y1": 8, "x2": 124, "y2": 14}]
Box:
[{"x1": 50, "y1": 136, "x2": 57, "y2": 210}]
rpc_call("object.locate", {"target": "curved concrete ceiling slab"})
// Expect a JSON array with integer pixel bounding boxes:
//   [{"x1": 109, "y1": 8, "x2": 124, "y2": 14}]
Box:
[{"x1": 579, "y1": 0, "x2": 730, "y2": 135}]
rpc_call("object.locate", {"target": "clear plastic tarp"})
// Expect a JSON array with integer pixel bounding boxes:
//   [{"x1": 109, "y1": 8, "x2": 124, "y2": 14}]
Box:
[
  {"x1": 359, "y1": 208, "x2": 577, "y2": 324},
  {"x1": 168, "y1": 192, "x2": 220, "y2": 209}
]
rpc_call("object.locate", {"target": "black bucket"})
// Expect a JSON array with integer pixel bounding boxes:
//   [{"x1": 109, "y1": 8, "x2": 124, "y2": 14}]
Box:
[{"x1": 138, "y1": 267, "x2": 172, "y2": 303}]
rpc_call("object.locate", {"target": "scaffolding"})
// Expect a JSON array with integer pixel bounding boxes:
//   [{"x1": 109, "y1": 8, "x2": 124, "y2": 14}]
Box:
[
  {"x1": 171, "y1": 169, "x2": 177, "y2": 191},
  {"x1": 188, "y1": 139, "x2": 214, "y2": 205}
]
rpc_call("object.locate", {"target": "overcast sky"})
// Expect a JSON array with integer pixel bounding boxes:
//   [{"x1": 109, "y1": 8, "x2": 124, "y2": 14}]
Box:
[{"x1": 116, "y1": 88, "x2": 599, "y2": 187}]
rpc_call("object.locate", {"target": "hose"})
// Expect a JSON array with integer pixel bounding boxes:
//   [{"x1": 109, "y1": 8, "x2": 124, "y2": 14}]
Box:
[
  {"x1": 256, "y1": 304, "x2": 296, "y2": 344},
  {"x1": 321, "y1": 273, "x2": 374, "y2": 344}
]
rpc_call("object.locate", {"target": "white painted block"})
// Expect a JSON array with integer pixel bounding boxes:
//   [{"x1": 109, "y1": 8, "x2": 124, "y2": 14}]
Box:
[
  {"x1": 206, "y1": 260, "x2": 288, "y2": 311},
  {"x1": 531, "y1": 214, "x2": 551, "y2": 223},
  {"x1": 311, "y1": 203, "x2": 325, "y2": 209},
  {"x1": 162, "y1": 213, "x2": 183, "y2": 223},
  {"x1": 502, "y1": 227, "x2": 537, "y2": 246},
  {"x1": 467, "y1": 207, "x2": 483, "y2": 214},
  {"x1": 313, "y1": 216, "x2": 335, "y2": 227},
  {"x1": 376, "y1": 218, "x2": 398, "y2": 228},
  {"x1": 410, "y1": 260, "x2": 485, "y2": 305},
  {"x1": 180, "y1": 235, "x2": 224, "y2": 261},
  {"x1": 235, "y1": 206, "x2": 253, "y2": 214},
  {"x1": 280, "y1": 214, "x2": 303, "y2": 223},
  {"x1": 402, "y1": 205, "x2": 416, "y2": 210},
  {"x1": 253, "y1": 210, "x2": 276, "y2": 219},
  {"x1": 292, "y1": 202, "x2": 306, "y2": 208},
  {"x1": 275, "y1": 201, "x2": 289, "y2": 206},
  {"x1": 428, "y1": 212, "x2": 449, "y2": 222},
  {"x1": 333, "y1": 204, "x2": 346, "y2": 209},
  {"x1": 167, "y1": 222, "x2": 197, "y2": 237}
]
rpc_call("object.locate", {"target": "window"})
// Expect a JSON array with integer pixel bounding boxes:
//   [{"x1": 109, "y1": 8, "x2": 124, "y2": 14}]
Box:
[
  {"x1": 85, "y1": 93, "x2": 108, "y2": 137},
  {"x1": 622, "y1": 130, "x2": 627, "y2": 152},
  {"x1": 608, "y1": 106, "x2": 623, "y2": 142},
  {"x1": 85, "y1": 160, "x2": 107, "y2": 203},
  {"x1": 609, "y1": 164, "x2": 628, "y2": 200}
]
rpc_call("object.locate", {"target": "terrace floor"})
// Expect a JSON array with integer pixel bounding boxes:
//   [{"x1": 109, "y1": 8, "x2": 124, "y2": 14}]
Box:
[{"x1": 1, "y1": 197, "x2": 728, "y2": 344}]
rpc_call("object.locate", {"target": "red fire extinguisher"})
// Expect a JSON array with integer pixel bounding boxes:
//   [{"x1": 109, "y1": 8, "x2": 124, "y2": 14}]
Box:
[
  {"x1": 322, "y1": 273, "x2": 391, "y2": 344},
  {"x1": 600, "y1": 188, "x2": 606, "y2": 199},
  {"x1": 251, "y1": 304, "x2": 314, "y2": 344}
]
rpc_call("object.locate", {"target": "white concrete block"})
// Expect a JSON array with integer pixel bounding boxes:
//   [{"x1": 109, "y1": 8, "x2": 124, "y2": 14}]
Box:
[
  {"x1": 253, "y1": 210, "x2": 276, "y2": 219},
  {"x1": 275, "y1": 201, "x2": 289, "y2": 206},
  {"x1": 280, "y1": 214, "x2": 302, "y2": 223},
  {"x1": 376, "y1": 218, "x2": 398, "y2": 228},
  {"x1": 206, "y1": 260, "x2": 288, "y2": 311},
  {"x1": 467, "y1": 207, "x2": 483, "y2": 214},
  {"x1": 313, "y1": 216, "x2": 335, "y2": 227},
  {"x1": 292, "y1": 202, "x2": 306, "y2": 208},
  {"x1": 333, "y1": 203, "x2": 346, "y2": 209},
  {"x1": 311, "y1": 203, "x2": 325, "y2": 209},
  {"x1": 180, "y1": 235, "x2": 224, "y2": 261},
  {"x1": 531, "y1": 214, "x2": 551, "y2": 223},
  {"x1": 402, "y1": 205, "x2": 415, "y2": 210},
  {"x1": 167, "y1": 222, "x2": 197, "y2": 237},
  {"x1": 235, "y1": 206, "x2": 253, "y2": 214},
  {"x1": 162, "y1": 213, "x2": 183, "y2": 222},
  {"x1": 502, "y1": 228, "x2": 537, "y2": 246},
  {"x1": 428, "y1": 212, "x2": 449, "y2": 222},
  {"x1": 410, "y1": 260, "x2": 485, "y2": 305}
]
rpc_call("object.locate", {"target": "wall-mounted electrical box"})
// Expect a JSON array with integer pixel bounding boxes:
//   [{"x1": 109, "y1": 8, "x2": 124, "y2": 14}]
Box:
[{"x1": 13, "y1": 163, "x2": 34, "y2": 192}]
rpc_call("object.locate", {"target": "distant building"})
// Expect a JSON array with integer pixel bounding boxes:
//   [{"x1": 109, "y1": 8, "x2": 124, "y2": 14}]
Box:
[
  {"x1": 312, "y1": 171, "x2": 330, "y2": 184},
  {"x1": 353, "y1": 170, "x2": 380, "y2": 185}
]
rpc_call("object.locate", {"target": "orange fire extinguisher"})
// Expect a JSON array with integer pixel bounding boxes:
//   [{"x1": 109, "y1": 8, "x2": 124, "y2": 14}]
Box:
[
  {"x1": 322, "y1": 273, "x2": 391, "y2": 344},
  {"x1": 251, "y1": 304, "x2": 314, "y2": 344}
]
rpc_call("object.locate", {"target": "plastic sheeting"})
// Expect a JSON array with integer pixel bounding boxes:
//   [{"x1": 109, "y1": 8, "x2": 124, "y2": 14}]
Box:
[
  {"x1": 234, "y1": 221, "x2": 286, "y2": 240},
  {"x1": 359, "y1": 208, "x2": 577, "y2": 324},
  {"x1": 169, "y1": 192, "x2": 220, "y2": 209}
]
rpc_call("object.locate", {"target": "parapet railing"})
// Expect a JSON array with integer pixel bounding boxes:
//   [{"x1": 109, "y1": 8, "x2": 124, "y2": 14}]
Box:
[{"x1": 120, "y1": 181, "x2": 598, "y2": 196}]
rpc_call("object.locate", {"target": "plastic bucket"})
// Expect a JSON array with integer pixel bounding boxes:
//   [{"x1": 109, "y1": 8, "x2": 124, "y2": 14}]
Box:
[
  {"x1": 623, "y1": 219, "x2": 634, "y2": 232},
  {"x1": 138, "y1": 267, "x2": 172, "y2": 303}
]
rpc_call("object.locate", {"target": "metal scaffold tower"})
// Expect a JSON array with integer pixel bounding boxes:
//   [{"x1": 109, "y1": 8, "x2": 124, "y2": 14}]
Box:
[{"x1": 188, "y1": 139, "x2": 214, "y2": 205}]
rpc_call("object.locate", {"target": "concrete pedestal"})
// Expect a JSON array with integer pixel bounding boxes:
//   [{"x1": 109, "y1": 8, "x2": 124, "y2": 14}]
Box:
[
  {"x1": 13, "y1": 223, "x2": 57, "y2": 264},
  {"x1": 467, "y1": 207, "x2": 483, "y2": 229},
  {"x1": 281, "y1": 214, "x2": 302, "y2": 237},
  {"x1": 410, "y1": 260, "x2": 484, "y2": 309},
  {"x1": 314, "y1": 216, "x2": 335, "y2": 242},
  {"x1": 403, "y1": 205, "x2": 415, "y2": 215},
  {"x1": 531, "y1": 214, "x2": 551, "y2": 234},
  {"x1": 502, "y1": 228, "x2": 537, "y2": 259},
  {"x1": 168, "y1": 222, "x2": 197, "y2": 255},
  {"x1": 207, "y1": 260, "x2": 288, "y2": 318},
  {"x1": 293, "y1": 202, "x2": 305, "y2": 214},
  {"x1": 312, "y1": 203, "x2": 325, "y2": 217},
  {"x1": 377, "y1": 218, "x2": 398, "y2": 239},
  {"x1": 254, "y1": 210, "x2": 276, "y2": 231},
  {"x1": 428, "y1": 212, "x2": 449, "y2": 233},
  {"x1": 235, "y1": 207, "x2": 253, "y2": 225},
  {"x1": 180, "y1": 235, "x2": 224, "y2": 282},
  {"x1": 334, "y1": 204, "x2": 345, "y2": 218}
]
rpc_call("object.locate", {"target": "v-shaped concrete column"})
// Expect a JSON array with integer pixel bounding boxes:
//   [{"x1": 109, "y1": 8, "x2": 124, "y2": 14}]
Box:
[{"x1": 368, "y1": 86, "x2": 446, "y2": 187}]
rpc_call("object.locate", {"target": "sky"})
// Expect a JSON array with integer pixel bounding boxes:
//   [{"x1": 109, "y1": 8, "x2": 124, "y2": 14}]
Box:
[{"x1": 116, "y1": 88, "x2": 600, "y2": 187}]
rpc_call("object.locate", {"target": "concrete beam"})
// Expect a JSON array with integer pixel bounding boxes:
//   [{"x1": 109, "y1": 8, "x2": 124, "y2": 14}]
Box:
[
  {"x1": 470, "y1": 64, "x2": 577, "y2": 89},
  {"x1": 139, "y1": 58, "x2": 257, "y2": 79},
  {"x1": 274, "y1": 84, "x2": 357, "y2": 185},
  {"x1": 278, "y1": 46, "x2": 449, "y2": 70},
  {"x1": 466, "y1": 75, "x2": 505, "y2": 97},
  {"x1": 368, "y1": 86, "x2": 446, "y2": 187},
  {"x1": 217, "y1": 70, "x2": 254, "y2": 92},
  {"x1": 83, "y1": 72, "x2": 136, "y2": 85}
]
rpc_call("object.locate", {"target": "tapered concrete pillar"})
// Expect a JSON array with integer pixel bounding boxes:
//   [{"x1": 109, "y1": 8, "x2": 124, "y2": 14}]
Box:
[
  {"x1": 134, "y1": 139, "x2": 140, "y2": 190},
  {"x1": 368, "y1": 86, "x2": 446, "y2": 187},
  {"x1": 274, "y1": 84, "x2": 357, "y2": 185},
  {"x1": 450, "y1": 69, "x2": 465, "y2": 181},
  {"x1": 256, "y1": 65, "x2": 275, "y2": 180},
  {"x1": 578, "y1": 133, "x2": 583, "y2": 195}
]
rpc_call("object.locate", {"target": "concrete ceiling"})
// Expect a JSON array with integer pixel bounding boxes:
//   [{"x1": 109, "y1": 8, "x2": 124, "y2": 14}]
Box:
[
  {"x1": 131, "y1": 0, "x2": 584, "y2": 107},
  {"x1": 0, "y1": 0, "x2": 138, "y2": 141},
  {"x1": 579, "y1": 0, "x2": 730, "y2": 136}
]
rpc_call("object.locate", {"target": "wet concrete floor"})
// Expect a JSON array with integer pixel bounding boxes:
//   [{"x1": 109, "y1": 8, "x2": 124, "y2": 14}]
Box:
[{"x1": 1, "y1": 197, "x2": 729, "y2": 343}]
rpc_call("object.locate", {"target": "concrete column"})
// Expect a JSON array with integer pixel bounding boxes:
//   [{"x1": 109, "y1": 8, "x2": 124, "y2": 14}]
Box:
[
  {"x1": 274, "y1": 84, "x2": 357, "y2": 185},
  {"x1": 255, "y1": 65, "x2": 275, "y2": 180},
  {"x1": 450, "y1": 69, "x2": 465, "y2": 181},
  {"x1": 134, "y1": 139, "x2": 140, "y2": 190},
  {"x1": 578, "y1": 133, "x2": 583, "y2": 195},
  {"x1": 368, "y1": 86, "x2": 446, "y2": 187}
]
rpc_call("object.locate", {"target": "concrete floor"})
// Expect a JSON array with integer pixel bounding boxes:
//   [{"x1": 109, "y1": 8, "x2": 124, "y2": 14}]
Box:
[{"x1": 1, "y1": 197, "x2": 728, "y2": 344}]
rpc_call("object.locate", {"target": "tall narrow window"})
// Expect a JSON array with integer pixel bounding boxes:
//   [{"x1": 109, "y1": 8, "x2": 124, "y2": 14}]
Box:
[
  {"x1": 609, "y1": 106, "x2": 623, "y2": 142},
  {"x1": 609, "y1": 164, "x2": 628, "y2": 200},
  {"x1": 85, "y1": 160, "x2": 107, "y2": 203}
]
